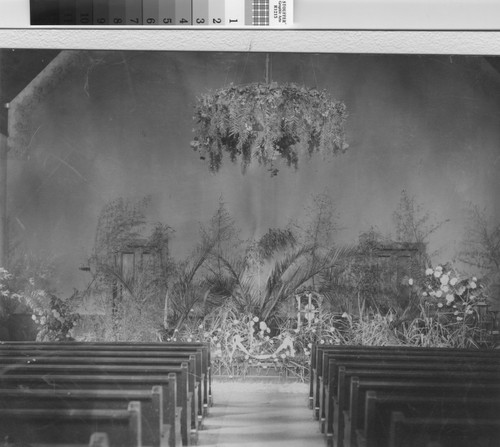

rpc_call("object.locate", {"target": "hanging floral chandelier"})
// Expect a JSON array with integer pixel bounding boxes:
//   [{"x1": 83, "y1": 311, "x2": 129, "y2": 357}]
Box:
[{"x1": 190, "y1": 82, "x2": 349, "y2": 176}]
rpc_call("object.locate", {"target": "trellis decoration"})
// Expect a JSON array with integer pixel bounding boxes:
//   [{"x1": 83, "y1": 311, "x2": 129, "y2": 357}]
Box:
[
  {"x1": 296, "y1": 291, "x2": 323, "y2": 329},
  {"x1": 190, "y1": 82, "x2": 349, "y2": 176}
]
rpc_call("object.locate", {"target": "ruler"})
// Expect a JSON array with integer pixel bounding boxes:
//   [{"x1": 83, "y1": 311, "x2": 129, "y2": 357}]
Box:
[{"x1": 29, "y1": 0, "x2": 293, "y2": 26}]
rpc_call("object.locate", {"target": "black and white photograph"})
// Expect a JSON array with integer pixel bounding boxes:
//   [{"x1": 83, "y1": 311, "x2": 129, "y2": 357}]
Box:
[{"x1": 0, "y1": 47, "x2": 499, "y2": 447}]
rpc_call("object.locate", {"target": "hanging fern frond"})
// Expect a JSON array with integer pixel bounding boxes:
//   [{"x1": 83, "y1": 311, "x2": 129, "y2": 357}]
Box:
[{"x1": 191, "y1": 82, "x2": 349, "y2": 176}]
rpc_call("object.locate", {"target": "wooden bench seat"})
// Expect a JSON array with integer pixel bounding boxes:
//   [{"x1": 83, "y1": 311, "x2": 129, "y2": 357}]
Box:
[
  {"x1": 345, "y1": 379, "x2": 500, "y2": 447},
  {"x1": 309, "y1": 344, "x2": 500, "y2": 447},
  {"x1": 310, "y1": 344, "x2": 500, "y2": 412},
  {"x1": 331, "y1": 365, "x2": 500, "y2": 447},
  {"x1": 0, "y1": 342, "x2": 212, "y2": 446},
  {"x1": 0, "y1": 371, "x2": 189, "y2": 446},
  {"x1": 0, "y1": 387, "x2": 170, "y2": 447},
  {"x1": 319, "y1": 352, "x2": 500, "y2": 430},
  {"x1": 314, "y1": 345, "x2": 500, "y2": 421},
  {"x1": 0, "y1": 341, "x2": 211, "y2": 416},
  {"x1": 0, "y1": 355, "x2": 198, "y2": 432},
  {"x1": 0, "y1": 401, "x2": 142, "y2": 447},
  {"x1": 385, "y1": 410, "x2": 500, "y2": 447}
]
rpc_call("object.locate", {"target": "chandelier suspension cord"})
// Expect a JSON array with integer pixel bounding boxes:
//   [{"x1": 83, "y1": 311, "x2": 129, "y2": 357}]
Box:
[
  {"x1": 310, "y1": 54, "x2": 318, "y2": 89},
  {"x1": 265, "y1": 53, "x2": 272, "y2": 84}
]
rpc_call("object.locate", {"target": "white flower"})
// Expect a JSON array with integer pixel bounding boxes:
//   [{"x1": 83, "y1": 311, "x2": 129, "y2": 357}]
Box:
[
  {"x1": 341, "y1": 312, "x2": 349, "y2": 318},
  {"x1": 472, "y1": 277, "x2": 477, "y2": 282},
  {"x1": 446, "y1": 294, "x2": 455, "y2": 305},
  {"x1": 434, "y1": 271, "x2": 442, "y2": 278},
  {"x1": 458, "y1": 286, "x2": 466, "y2": 296},
  {"x1": 422, "y1": 292, "x2": 428, "y2": 297},
  {"x1": 440, "y1": 285, "x2": 450, "y2": 293},
  {"x1": 425, "y1": 268, "x2": 434, "y2": 276},
  {"x1": 187, "y1": 338, "x2": 192, "y2": 342},
  {"x1": 440, "y1": 275, "x2": 449, "y2": 286},
  {"x1": 319, "y1": 339, "x2": 325, "y2": 344},
  {"x1": 280, "y1": 353, "x2": 286, "y2": 359},
  {"x1": 253, "y1": 316, "x2": 259, "y2": 322},
  {"x1": 259, "y1": 321, "x2": 267, "y2": 331},
  {"x1": 198, "y1": 324, "x2": 203, "y2": 329},
  {"x1": 429, "y1": 291, "x2": 436, "y2": 297},
  {"x1": 457, "y1": 316, "x2": 463, "y2": 321},
  {"x1": 436, "y1": 265, "x2": 443, "y2": 271},
  {"x1": 436, "y1": 291, "x2": 443, "y2": 298},
  {"x1": 408, "y1": 278, "x2": 414, "y2": 286},
  {"x1": 31, "y1": 314, "x2": 37, "y2": 321},
  {"x1": 437, "y1": 303, "x2": 443, "y2": 308},
  {"x1": 450, "y1": 277, "x2": 458, "y2": 286},
  {"x1": 469, "y1": 281, "x2": 477, "y2": 289}
]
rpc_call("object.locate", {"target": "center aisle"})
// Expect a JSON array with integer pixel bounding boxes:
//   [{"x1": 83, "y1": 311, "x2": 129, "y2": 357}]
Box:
[{"x1": 198, "y1": 381, "x2": 325, "y2": 447}]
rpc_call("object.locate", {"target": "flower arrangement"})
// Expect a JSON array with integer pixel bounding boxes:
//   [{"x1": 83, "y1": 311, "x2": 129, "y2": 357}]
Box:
[
  {"x1": 166, "y1": 305, "x2": 347, "y2": 380},
  {"x1": 420, "y1": 265, "x2": 486, "y2": 324},
  {"x1": 20, "y1": 279, "x2": 80, "y2": 341},
  {"x1": 397, "y1": 264, "x2": 492, "y2": 348}
]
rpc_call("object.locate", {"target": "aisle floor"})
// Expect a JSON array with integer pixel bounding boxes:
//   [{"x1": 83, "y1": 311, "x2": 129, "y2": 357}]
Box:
[{"x1": 198, "y1": 381, "x2": 326, "y2": 447}]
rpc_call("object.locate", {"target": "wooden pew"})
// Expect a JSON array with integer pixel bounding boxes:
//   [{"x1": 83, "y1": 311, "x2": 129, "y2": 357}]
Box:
[
  {"x1": 309, "y1": 343, "x2": 470, "y2": 412},
  {"x1": 331, "y1": 365, "x2": 500, "y2": 447},
  {"x1": 312, "y1": 345, "x2": 500, "y2": 421},
  {"x1": 311, "y1": 343, "x2": 500, "y2": 412},
  {"x1": 0, "y1": 386, "x2": 171, "y2": 447},
  {"x1": 355, "y1": 392, "x2": 500, "y2": 447},
  {"x1": 0, "y1": 345, "x2": 204, "y2": 420},
  {"x1": 311, "y1": 345, "x2": 500, "y2": 447},
  {"x1": 317, "y1": 349, "x2": 500, "y2": 432},
  {"x1": 0, "y1": 371, "x2": 189, "y2": 446},
  {"x1": 387, "y1": 410, "x2": 500, "y2": 447},
  {"x1": 0, "y1": 354, "x2": 198, "y2": 435},
  {"x1": 345, "y1": 379, "x2": 500, "y2": 447},
  {"x1": 90, "y1": 432, "x2": 112, "y2": 447},
  {"x1": 0, "y1": 341, "x2": 211, "y2": 417},
  {"x1": 0, "y1": 401, "x2": 142, "y2": 447}
]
